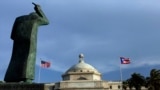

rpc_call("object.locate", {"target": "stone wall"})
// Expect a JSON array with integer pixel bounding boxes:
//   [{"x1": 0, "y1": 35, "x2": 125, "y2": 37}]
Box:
[{"x1": 54, "y1": 80, "x2": 109, "y2": 90}]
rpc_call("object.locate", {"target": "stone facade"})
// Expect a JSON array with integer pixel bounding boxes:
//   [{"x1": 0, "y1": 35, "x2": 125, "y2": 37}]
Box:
[
  {"x1": 108, "y1": 81, "x2": 122, "y2": 90},
  {"x1": 62, "y1": 72, "x2": 101, "y2": 81},
  {"x1": 54, "y1": 80, "x2": 108, "y2": 90}
]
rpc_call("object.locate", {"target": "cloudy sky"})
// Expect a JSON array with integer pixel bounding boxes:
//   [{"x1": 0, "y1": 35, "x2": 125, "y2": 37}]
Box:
[{"x1": 0, "y1": 0, "x2": 160, "y2": 83}]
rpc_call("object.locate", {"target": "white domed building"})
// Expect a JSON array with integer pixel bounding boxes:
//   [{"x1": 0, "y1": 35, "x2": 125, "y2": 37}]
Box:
[
  {"x1": 54, "y1": 54, "x2": 117, "y2": 90},
  {"x1": 62, "y1": 54, "x2": 102, "y2": 81}
]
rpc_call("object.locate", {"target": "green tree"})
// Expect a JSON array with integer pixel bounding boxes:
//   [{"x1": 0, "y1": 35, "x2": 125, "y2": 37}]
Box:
[
  {"x1": 123, "y1": 79, "x2": 134, "y2": 90},
  {"x1": 127, "y1": 78, "x2": 134, "y2": 90},
  {"x1": 128, "y1": 73, "x2": 146, "y2": 90},
  {"x1": 147, "y1": 69, "x2": 160, "y2": 90},
  {"x1": 123, "y1": 81, "x2": 128, "y2": 90}
]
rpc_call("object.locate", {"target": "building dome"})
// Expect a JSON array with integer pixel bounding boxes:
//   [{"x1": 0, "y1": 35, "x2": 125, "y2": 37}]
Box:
[
  {"x1": 62, "y1": 54, "x2": 101, "y2": 81},
  {"x1": 64, "y1": 53, "x2": 100, "y2": 74}
]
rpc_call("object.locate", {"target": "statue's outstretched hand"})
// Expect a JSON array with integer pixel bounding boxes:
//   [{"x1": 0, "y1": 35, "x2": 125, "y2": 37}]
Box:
[
  {"x1": 32, "y1": 2, "x2": 41, "y2": 11},
  {"x1": 32, "y1": 2, "x2": 43, "y2": 17}
]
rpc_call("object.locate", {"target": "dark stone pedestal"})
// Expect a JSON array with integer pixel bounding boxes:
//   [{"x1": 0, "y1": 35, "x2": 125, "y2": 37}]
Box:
[{"x1": 0, "y1": 83, "x2": 54, "y2": 90}]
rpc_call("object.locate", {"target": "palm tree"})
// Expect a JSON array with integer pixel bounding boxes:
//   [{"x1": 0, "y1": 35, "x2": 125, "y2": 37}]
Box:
[
  {"x1": 147, "y1": 69, "x2": 160, "y2": 90},
  {"x1": 128, "y1": 73, "x2": 146, "y2": 90}
]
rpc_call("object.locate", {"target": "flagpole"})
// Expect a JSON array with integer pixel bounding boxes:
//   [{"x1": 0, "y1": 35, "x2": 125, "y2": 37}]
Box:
[
  {"x1": 120, "y1": 57, "x2": 131, "y2": 90},
  {"x1": 120, "y1": 61, "x2": 123, "y2": 90},
  {"x1": 38, "y1": 58, "x2": 42, "y2": 83}
]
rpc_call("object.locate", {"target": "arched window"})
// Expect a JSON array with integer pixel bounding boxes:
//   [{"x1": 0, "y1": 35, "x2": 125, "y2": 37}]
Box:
[
  {"x1": 77, "y1": 77, "x2": 87, "y2": 80},
  {"x1": 118, "y1": 85, "x2": 121, "y2": 89},
  {"x1": 110, "y1": 86, "x2": 112, "y2": 89}
]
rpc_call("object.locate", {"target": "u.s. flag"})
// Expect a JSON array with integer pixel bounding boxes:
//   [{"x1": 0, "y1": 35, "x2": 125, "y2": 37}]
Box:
[
  {"x1": 41, "y1": 60, "x2": 51, "y2": 68},
  {"x1": 120, "y1": 57, "x2": 130, "y2": 64}
]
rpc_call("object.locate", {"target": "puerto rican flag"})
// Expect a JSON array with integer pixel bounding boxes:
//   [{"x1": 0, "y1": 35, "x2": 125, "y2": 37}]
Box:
[{"x1": 120, "y1": 57, "x2": 130, "y2": 64}]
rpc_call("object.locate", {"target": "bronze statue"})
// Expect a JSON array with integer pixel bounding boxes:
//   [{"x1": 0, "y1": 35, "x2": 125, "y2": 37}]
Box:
[{"x1": 4, "y1": 3, "x2": 49, "y2": 83}]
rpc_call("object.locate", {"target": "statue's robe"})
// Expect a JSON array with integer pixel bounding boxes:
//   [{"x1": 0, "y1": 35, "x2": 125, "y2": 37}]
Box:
[{"x1": 4, "y1": 12, "x2": 49, "y2": 82}]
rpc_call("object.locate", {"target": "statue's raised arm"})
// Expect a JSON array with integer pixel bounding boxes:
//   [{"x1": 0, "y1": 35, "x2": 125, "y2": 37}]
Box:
[{"x1": 32, "y1": 2, "x2": 49, "y2": 25}]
